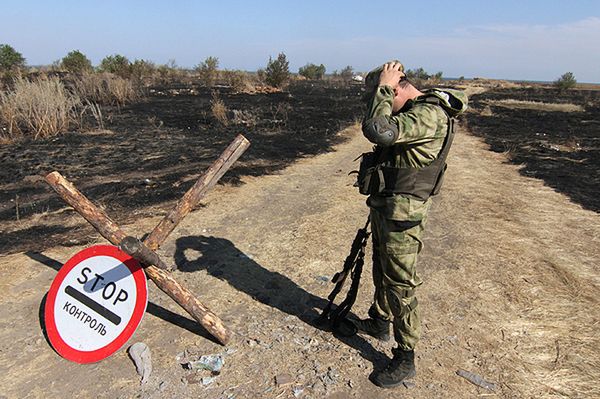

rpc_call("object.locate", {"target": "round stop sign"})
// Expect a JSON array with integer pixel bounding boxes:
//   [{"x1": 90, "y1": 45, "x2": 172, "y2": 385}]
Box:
[{"x1": 44, "y1": 245, "x2": 148, "y2": 363}]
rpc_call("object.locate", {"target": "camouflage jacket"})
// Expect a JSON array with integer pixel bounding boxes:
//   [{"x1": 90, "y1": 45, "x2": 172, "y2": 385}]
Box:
[{"x1": 363, "y1": 86, "x2": 468, "y2": 221}]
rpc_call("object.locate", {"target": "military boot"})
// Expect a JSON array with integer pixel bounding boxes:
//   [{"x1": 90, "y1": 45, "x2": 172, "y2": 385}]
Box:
[
  {"x1": 370, "y1": 348, "x2": 416, "y2": 388},
  {"x1": 351, "y1": 316, "x2": 391, "y2": 341}
]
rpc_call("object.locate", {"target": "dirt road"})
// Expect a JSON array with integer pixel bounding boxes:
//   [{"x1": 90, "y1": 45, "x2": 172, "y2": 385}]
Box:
[{"x1": 0, "y1": 120, "x2": 598, "y2": 398}]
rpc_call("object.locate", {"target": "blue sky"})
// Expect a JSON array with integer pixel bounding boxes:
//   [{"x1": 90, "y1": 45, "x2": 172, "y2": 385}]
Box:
[{"x1": 2, "y1": 0, "x2": 599, "y2": 82}]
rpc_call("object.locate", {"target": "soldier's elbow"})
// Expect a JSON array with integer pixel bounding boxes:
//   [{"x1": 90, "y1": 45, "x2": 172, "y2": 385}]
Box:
[{"x1": 362, "y1": 115, "x2": 399, "y2": 147}]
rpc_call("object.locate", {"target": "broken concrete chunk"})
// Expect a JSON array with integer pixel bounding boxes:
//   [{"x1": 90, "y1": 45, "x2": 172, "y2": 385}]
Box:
[{"x1": 128, "y1": 342, "x2": 152, "y2": 384}]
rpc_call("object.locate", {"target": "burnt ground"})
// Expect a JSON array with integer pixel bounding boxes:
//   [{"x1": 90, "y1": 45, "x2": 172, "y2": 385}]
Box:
[
  {"x1": 0, "y1": 81, "x2": 364, "y2": 254},
  {"x1": 464, "y1": 87, "x2": 600, "y2": 213}
]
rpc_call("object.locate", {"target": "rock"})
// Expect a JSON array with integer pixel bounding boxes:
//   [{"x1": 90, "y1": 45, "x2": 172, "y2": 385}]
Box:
[
  {"x1": 202, "y1": 376, "x2": 217, "y2": 386},
  {"x1": 456, "y1": 369, "x2": 496, "y2": 391},
  {"x1": 403, "y1": 381, "x2": 416, "y2": 389},
  {"x1": 187, "y1": 354, "x2": 224, "y2": 373},
  {"x1": 275, "y1": 373, "x2": 293, "y2": 386},
  {"x1": 128, "y1": 342, "x2": 152, "y2": 384}
]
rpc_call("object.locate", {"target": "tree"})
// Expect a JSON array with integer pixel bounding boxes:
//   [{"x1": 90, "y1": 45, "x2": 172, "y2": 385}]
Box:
[
  {"x1": 196, "y1": 56, "x2": 219, "y2": 87},
  {"x1": 0, "y1": 44, "x2": 26, "y2": 75},
  {"x1": 554, "y1": 72, "x2": 577, "y2": 91},
  {"x1": 61, "y1": 50, "x2": 92, "y2": 73},
  {"x1": 340, "y1": 65, "x2": 354, "y2": 82},
  {"x1": 298, "y1": 63, "x2": 326, "y2": 80},
  {"x1": 265, "y1": 53, "x2": 290, "y2": 88},
  {"x1": 406, "y1": 67, "x2": 430, "y2": 81},
  {"x1": 99, "y1": 54, "x2": 130, "y2": 77},
  {"x1": 130, "y1": 59, "x2": 156, "y2": 83}
]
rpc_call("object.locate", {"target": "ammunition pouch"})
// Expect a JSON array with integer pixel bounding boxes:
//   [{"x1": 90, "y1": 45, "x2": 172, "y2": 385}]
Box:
[{"x1": 355, "y1": 151, "x2": 381, "y2": 195}]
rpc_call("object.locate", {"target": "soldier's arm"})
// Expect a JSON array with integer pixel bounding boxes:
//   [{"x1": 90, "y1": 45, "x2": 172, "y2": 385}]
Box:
[{"x1": 362, "y1": 86, "x2": 443, "y2": 146}]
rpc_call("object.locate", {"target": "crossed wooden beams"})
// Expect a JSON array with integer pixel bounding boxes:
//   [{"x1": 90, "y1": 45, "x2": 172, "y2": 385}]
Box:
[{"x1": 45, "y1": 134, "x2": 250, "y2": 345}]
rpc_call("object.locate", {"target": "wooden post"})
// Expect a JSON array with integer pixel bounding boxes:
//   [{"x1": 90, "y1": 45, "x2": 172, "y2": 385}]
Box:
[
  {"x1": 144, "y1": 134, "x2": 250, "y2": 251},
  {"x1": 45, "y1": 172, "x2": 232, "y2": 345}
]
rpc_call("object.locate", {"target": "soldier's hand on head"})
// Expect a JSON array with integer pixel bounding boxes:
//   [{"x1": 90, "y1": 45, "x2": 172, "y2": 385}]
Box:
[{"x1": 379, "y1": 62, "x2": 405, "y2": 88}]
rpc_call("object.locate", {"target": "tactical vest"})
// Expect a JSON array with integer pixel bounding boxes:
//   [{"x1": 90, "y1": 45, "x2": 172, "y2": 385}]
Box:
[{"x1": 370, "y1": 96, "x2": 456, "y2": 201}]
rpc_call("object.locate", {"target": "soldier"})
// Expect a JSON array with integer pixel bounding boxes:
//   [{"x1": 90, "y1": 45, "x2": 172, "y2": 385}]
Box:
[{"x1": 352, "y1": 61, "x2": 468, "y2": 388}]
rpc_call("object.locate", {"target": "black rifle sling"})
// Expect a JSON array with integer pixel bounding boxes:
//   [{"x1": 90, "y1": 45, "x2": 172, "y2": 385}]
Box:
[{"x1": 318, "y1": 216, "x2": 370, "y2": 332}]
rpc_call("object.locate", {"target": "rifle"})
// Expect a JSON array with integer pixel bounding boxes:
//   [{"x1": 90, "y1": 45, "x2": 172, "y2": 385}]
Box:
[{"x1": 318, "y1": 216, "x2": 370, "y2": 334}]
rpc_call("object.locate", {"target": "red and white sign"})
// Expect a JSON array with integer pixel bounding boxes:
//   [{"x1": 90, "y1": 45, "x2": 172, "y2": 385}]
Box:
[{"x1": 44, "y1": 245, "x2": 148, "y2": 364}]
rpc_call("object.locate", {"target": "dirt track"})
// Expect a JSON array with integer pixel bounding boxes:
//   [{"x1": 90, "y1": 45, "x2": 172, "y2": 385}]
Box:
[{"x1": 0, "y1": 120, "x2": 599, "y2": 398}]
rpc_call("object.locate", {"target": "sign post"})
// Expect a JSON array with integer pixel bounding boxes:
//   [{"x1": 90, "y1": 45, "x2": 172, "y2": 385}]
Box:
[{"x1": 44, "y1": 245, "x2": 148, "y2": 364}]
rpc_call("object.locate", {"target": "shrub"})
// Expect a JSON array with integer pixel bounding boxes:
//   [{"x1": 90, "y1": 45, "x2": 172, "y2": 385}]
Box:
[
  {"x1": 61, "y1": 50, "x2": 92, "y2": 73},
  {"x1": 156, "y1": 59, "x2": 183, "y2": 84},
  {"x1": 406, "y1": 67, "x2": 430, "y2": 81},
  {"x1": 265, "y1": 53, "x2": 290, "y2": 88},
  {"x1": 99, "y1": 54, "x2": 131, "y2": 78},
  {"x1": 298, "y1": 63, "x2": 326, "y2": 80},
  {"x1": 0, "y1": 77, "x2": 81, "y2": 140},
  {"x1": 0, "y1": 44, "x2": 26, "y2": 78},
  {"x1": 72, "y1": 72, "x2": 139, "y2": 107},
  {"x1": 196, "y1": 56, "x2": 219, "y2": 87},
  {"x1": 221, "y1": 69, "x2": 256, "y2": 93},
  {"x1": 340, "y1": 65, "x2": 354, "y2": 83},
  {"x1": 130, "y1": 59, "x2": 156, "y2": 85},
  {"x1": 554, "y1": 72, "x2": 577, "y2": 91},
  {"x1": 210, "y1": 91, "x2": 228, "y2": 126}
]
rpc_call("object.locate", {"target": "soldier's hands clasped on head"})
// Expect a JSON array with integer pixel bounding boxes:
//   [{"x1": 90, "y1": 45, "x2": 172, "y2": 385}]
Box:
[{"x1": 379, "y1": 62, "x2": 406, "y2": 88}]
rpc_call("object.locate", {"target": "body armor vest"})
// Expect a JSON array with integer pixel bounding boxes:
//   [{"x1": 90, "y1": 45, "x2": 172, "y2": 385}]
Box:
[{"x1": 372, "y1": 97, "x2": 456, "y2": 201}]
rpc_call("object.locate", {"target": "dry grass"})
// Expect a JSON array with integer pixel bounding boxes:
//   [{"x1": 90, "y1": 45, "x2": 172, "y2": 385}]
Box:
[
  {"x1": 210, "y1": 91, "x2": 228, "y2": 126},
  {"x1": 431, "y1": 127, "x2": 600, "y2": 398},
  {"x1": 72, "y1": 72, "x2": 139, "y2": 107},
  {"x1": 489, "y1": 99, "x2": 584, "y2": 112},
  {"x1": 0, "y1": 76, "x2": 81, "y2": 141},
  {"x1": 221, "y1": 70, "x2": 258, "y2": 93}
]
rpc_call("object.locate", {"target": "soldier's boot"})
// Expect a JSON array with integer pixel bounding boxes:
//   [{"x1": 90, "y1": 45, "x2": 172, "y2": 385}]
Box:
[
  {"x1": 370, "y1": 348, "x2": 416, "y2": 388},
  {"x1": 351, "y1": 315, "x2": 391, "y2": 342}
]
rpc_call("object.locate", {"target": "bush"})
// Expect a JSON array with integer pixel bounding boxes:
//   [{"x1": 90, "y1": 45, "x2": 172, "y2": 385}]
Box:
[
  {"x1": 0, "y1": 44, "x2": 26, "y2": 78},
  {"x1": 298, "y1": 63, "x2": 326, "y2": 80},
  {"x1": 0, "y1": 77, "x2": 81, "y2": 140},
  {"x1": 99, "y1": 54, "x2": 131, "y2": 78},
  {"x1": 554, "y1": 72, "x2": 577, "y2": 91},
  {"x1": 221, "y1": 69, "x2": 256, "y2": 93},
  {"x1": 72, "y1": 72, "x2": 139, "y2": 107},
  {"x1": 196, "y1": 56, "x2": 219, "y2": 87},
  {"x1": 265, "y1": 53, "x2": 290, "y2": 88},
  {"x1": 130, "y1": 59, "x2": 156, "y2": 85},
  {"x1": 61, "y1": 50, "x2": 92, "y2": 73},
  {"x1": 210, "y1": 91, "x2": 228, "y2": 126},
  {"x1": 156, "y1": 59, "x2": 184, "y2": 84},
  {"x1": 340, "y1": 65, "x2": 354, "y2": 83}
]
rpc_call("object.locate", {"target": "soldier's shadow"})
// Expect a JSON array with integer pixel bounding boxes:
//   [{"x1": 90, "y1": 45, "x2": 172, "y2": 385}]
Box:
[{"x1": 174, "y1": 235, "x2": 388, "y2": 366}]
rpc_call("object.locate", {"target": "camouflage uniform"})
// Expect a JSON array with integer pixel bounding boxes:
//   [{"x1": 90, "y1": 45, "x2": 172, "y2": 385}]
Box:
[{"x1": 362, "y1": 71, "x2": 468, "y2": 351}]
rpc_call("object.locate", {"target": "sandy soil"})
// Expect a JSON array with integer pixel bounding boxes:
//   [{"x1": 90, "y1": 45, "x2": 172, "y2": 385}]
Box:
[{"x1": 1, "y1": 115, "x2": 599, "y2": 398}]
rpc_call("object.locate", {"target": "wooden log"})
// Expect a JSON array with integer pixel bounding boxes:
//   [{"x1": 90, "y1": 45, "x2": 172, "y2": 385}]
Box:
[
  {"x1": 119, "y1": 236, "x2": 170, "y2": 270},
  {"x1": 44, "y1": 172, "x2": 232, "y2": 345},
  {"x1": 144, "y1": 134, "x2": 250, "y2": 251}
]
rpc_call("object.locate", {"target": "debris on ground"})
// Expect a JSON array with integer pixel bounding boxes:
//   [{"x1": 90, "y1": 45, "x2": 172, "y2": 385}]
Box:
[
  {"x1": 128, "y1": 342, "x2": 152, "y2": 384},
  {"x1": 456, "y1": 369, "x2": 496, "y2": 391},
  {"x1": 275, "y1": 373, "x2": 293, "y2": 386}
]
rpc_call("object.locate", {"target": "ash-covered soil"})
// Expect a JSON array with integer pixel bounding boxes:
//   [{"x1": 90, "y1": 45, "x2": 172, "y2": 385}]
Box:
[
  {"x1": 465, "y1": 87, "x2": 600, "y2": 212},
  {"x1": 0, "y1": 81, "x2": 364, "y2": 254}
]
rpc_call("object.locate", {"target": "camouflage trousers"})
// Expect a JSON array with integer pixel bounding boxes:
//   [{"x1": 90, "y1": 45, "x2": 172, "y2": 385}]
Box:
[{"x1": 368, "y1": 196, "x2": 430, "y2": 351}]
